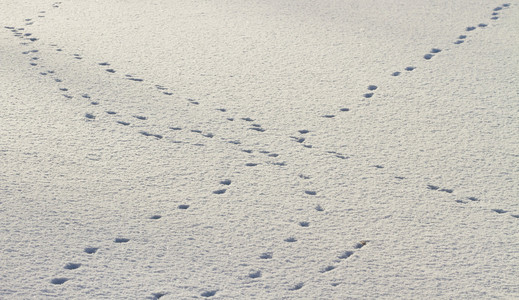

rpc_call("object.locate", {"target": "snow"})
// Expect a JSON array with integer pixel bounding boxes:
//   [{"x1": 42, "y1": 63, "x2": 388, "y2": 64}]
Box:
[{"x1": 1, "y1": 0, "x2": 518, "y2": 299}]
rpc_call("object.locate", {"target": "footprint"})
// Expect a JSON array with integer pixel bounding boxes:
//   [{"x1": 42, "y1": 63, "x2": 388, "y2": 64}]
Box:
[
  {"x1": 242, "y1": 117, "x2": 254, "y2": 122},
  {"x1": 219, "y1": 179, "x2": 231, "y2": 185},
  {"x1": 320, "y1": 265, "x2": 336, "y2": 273},
  {"x1": 467, "y1": 197, "x2": 478, "y2": 201},
  {"x1": 245, "y1": 163, "x2": 258, "y2": 167},
  {"x1": 106, "y1": 111, "x2": 116, "y2": 115},
  {"x1": 405, "y1": 66, "x2": 415, "y2": 71},
  {"x1": 117, "y1": 121, "x2": 130, "y2": 126},
  {"x1": 439, "y1": 188, "x2": 453, "y2": 193},
  {"x1": 51, "y1": 278, "x2": 69, "y2": 285},
  {"x1": 322, "y1": 115, "x2": 335, "y2": 118},
  {"x1": 305, "y1": 190, "x2": 317, "y2": 196},
  {"x1": 340, "y1": 108, "x2": 350, "y2": 112},
  {"x1": 353, "y1": 240, "x2": 368, "y2": 249},
  {"x1": 373, "y1": 165, "x2": 384, "y2": 169},
  {"x1": 85, "y1": 113, "x2": 95, "y2": 120},
  {"x1": 106, "y1": 69, "x2": 116, "y2": 73},
  {"x1": 492, "y1": 209, "x2": 507, "y2": 214},
  {"x1": 250, "y1": 127, "x2": 265, "y2": 132},
  {"x1": 493, "y1": 6, "x2": 503, "y2": 11},
  {"x1": 478, "y1": 23, "x2": 487, "y2": 28},
  {"x1": 248, "y1": 271, "x2": 262, "y2": 279},
  {"x1": 64, "y1": 263, "x2": 81, "y2": 270},
  {"x1": 315, "y1": 205, "x2": 324, "y2": 212},
  {"x1": 98, "y1": 62, "x2": 110, "y2": 66},
  {"x1": 299, "y1": 221, "x2": 310, "y2": 227},
  {"x1": 491, "y1": 16, "x2": 499, "y2": 20},
  {"x1": 84, "y1": 247, "x2": 98, "y2": 254},
  {"x1": 133, "y1": 115, "x2": 147, "y2": 120},
  {"x1": 298, "y1": 129, "x2": 310, "y2": 134},
  {"x1": 178, "y1": 204, "x2": 189, "y2": 209},
  {"x1": 213, "y1": 189, "x2": 227, "y2": 195},
  {"x1": 150, "y1": 215, "x2": 162, "y2": 219},
  {"x1": 367, "y1": 85, "x2": 378, "y2": 91},
  {"x1": 163, "y1": 92, "x2": 173, "y2": 95},
  {"x1": 128, "y1": 78, "x2": 143, "y2": 82},
  {"x1": 289, "y1": 282, "x2": 304, "y2": 291},
  {"x1": 201, "y1": 290, "x2": 217, "y2": 297},
  {"x1": 169, "y1": 127, "x2": 182, "y2": 131},
  {"x1": 338, "y1": 251, "x2": 354, "y2": 259},
  {"x1": 427, "y1": 185, "x2": 439, "y2": 190},
  {"x1": 424, "y1": 54, "x2": 433, "y2": 60},
  {"x1": 363, "y1": 93, "x2": 374, "y2": 98},
  {"x1": 114, "y1": 238, "x2": 130, "y2": 243},
  {"x1": 260, "y1": 252, "x2": 272, "y2": 259},
  {"x1": 430, "y1": 48, "x2": 442, "y2": 53},
  {"x1": 466, "y1": 26, "x2": 476, "y2": 31},
  {"x1": 391, "y1": 71, "x2": 401, "y2": 76},
  {"x1": 454, "y1": 40, "x2": 464, "y2": 44},
  {"x1": 152, "y1": 293, "x2": 167, "y2": 299},
  {"x1": 284, "y1": 237, "x2": 297, "y2": 242}
]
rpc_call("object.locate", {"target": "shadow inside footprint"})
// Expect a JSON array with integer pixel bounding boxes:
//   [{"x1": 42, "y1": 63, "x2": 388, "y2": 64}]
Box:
[
  {"x1": 248, "y1": 271, "x2": 262, "y2": 279},
  {"x1": 201, "y1": 290, "x2": 217, "y2": 297},
  {"x1": 320, "y1": 265, "x2": 336, "y2": 273},
  {"x1": 289, "y1": 282, "x2": 304, "y2": 291},
  {"x1": 299, "y1": 221, "x2": 310, "y2": 227},
  {"x1": 84, "y1": 247, "x2": 98, "y2": 254},
  {"x1": 152, "y1": 292, "x2": 167, "y2": 299},
  {"x1": 339, "y1": 251, "x2": 354, "y2": 259},
  {"x1": 64, "y1": 263, "x2": 81, "y2": 270},
  {"x1": 51, "y1": 278, "x2": 69, "y2": 285}
]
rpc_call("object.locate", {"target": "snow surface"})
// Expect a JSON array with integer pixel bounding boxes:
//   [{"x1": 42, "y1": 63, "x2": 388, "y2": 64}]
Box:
[{"x1": 1, "y1": 0, "x2": 518, "y2": 299}]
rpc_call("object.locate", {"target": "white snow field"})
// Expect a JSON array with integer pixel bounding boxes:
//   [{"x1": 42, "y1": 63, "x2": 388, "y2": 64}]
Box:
[{"x1": 1, "y1": 0, "x2": 518, "y2": 299}]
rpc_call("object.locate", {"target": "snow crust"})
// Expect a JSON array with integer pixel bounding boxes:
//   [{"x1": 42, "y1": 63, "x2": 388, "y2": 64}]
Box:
[{"x1": 1, "y1": 1, "x2": 518, "y2": 299}]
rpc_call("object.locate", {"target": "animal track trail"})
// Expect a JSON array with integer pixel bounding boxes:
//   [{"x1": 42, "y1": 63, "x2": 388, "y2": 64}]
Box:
[
  {"x1": 7, "y1": 10, "x2": 357, "y2": 166},
  {"x1": 8, "y1": 3, "x2": 516, "y2": 297},
  {"x1": 427, "y1": 183, "x2": 519, "y2": 220}
]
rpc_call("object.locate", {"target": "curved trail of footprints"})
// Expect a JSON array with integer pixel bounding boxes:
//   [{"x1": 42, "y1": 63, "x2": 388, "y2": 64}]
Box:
[{"x1": 4, "y1": 2, "x2": 516, "y2": 298}]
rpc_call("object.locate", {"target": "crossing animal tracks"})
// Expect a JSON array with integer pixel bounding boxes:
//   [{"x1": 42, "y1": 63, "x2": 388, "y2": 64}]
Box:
[{"x1": 2, "y1": 1, "x2": 516, "y2": 298}]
